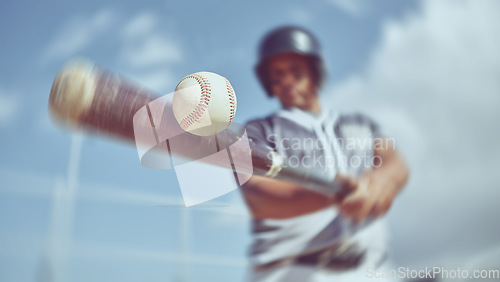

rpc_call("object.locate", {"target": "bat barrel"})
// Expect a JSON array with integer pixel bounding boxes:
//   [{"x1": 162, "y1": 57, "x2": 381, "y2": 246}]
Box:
[{"x1": 49, "y1": 59, "x2": 156, "y2": 142}]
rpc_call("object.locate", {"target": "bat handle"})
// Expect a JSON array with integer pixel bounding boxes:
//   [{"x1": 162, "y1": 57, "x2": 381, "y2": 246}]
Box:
[
  {"x1": 274, "y1": 160, "x2": 343, "y2": 198},
  {"x1": 249, "y1": 141, "x2": 345, "y2": 197}
]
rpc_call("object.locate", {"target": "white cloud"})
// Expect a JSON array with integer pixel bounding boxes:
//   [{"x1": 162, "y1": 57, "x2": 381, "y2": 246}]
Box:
[
  {"x1": 42, "y1": 9, "x2": 117, "y2": 63},
  {"x1": 327, "y1": 0, "x2": 367, "y2": 17},
  {"x1": 121, "y1": 34, "x2": 182, "y2": 68},
  {"x1": 0, "y1": 89, "x2": 20, "y2": 127},
  {"x1": 289, "y1": 7, "x2": 312, "y2": 23},
  {"x1": 118, "y1": 66, "x2": 175, "y2": 92},
  {"x1": 118, "y1": 11, "x2": 183, "y2": 91},
  {"x1": 326, "y1": 0, "x2": 500, "y2": 266},
  {"x1": 119, "y1": 12, "x2": 182, "y2": 68},
  {"x1": 121, "y1": 11, "x2": 157, "y2": 38}
]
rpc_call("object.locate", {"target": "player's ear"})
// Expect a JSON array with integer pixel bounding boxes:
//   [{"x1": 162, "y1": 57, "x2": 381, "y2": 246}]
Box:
[
  {"x1": 309, "y1": 57, "x2": 325, "y2": 90},
  {"x1": 255, "y1": 60, "x2": 275, "y2": 98}
]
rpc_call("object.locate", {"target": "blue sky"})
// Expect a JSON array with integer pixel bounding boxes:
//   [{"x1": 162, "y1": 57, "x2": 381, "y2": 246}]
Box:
[{"x1": 2, "y1": 0, "x2": 500, "y2": 281}]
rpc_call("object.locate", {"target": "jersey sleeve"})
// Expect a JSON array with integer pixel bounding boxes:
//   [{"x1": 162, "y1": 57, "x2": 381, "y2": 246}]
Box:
[
  {"x1": 358, "y1": 113, "x2": 383, "y2": 138},
  {"x1": 245, "y1": 118, "x2": 274, "y2": 149}
]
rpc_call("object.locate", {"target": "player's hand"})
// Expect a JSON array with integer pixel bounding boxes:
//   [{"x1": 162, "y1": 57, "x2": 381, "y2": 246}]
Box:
[{"x1": 336, "y1": 171, "x2": 399, "y2": 224}]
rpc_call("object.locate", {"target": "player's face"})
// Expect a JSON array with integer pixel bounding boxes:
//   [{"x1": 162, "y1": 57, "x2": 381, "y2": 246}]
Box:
[{"x1": 267, "y1": 53, "x2": 318, "y2": 111}]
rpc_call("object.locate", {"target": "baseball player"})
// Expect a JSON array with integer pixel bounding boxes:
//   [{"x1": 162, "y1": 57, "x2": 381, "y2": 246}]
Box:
[{"x1": 242, "y1": 26, "x2": 409, "y2": 281}]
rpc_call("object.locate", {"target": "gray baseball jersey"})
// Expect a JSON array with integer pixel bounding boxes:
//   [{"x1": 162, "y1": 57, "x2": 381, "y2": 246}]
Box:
[{"x1": 245, "y1": 107, "x2": 390, "y2": 270}]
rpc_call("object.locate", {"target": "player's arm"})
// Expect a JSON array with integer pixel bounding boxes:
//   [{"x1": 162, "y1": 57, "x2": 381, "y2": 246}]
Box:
[
  {"x1": 338, "y1": 138, "x2": 409, "y2": 223},
  {"x1": 241, "y1": 176, "x2": 341, "y2": 219}
]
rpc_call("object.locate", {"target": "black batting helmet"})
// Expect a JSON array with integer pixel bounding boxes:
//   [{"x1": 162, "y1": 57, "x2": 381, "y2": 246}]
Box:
[{"x1": 255, "y1": 26, "x2": 326, "y2": 97}]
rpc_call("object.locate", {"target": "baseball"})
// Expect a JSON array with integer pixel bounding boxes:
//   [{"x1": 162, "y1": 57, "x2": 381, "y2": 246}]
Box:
[{"x1": 172, "y1": 71, "x2": 237, "y2": 136}]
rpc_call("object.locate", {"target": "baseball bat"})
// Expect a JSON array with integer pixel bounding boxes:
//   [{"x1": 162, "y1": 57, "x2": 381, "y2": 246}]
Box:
[{"x1": 48, "y1": 59, "x2": 345, "y2": 197}]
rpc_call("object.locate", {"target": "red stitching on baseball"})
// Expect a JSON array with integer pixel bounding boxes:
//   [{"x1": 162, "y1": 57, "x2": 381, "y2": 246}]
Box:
[
  {"x1": 225, "y1": 78, "x2": 236, "y2": 123},
  {"x1": 177, "y1": 74, "x2": 211, "y2": 130}
]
